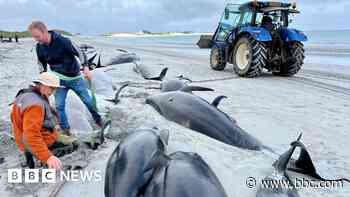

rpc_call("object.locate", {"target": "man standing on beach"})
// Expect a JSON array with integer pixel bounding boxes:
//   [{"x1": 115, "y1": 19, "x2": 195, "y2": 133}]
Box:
[
  {"x1": 15, "y1": 33, "x2": 18, "y2": 43},
  {"x1": 28, "y1": 21, "x2": 103, "y2": 136}
]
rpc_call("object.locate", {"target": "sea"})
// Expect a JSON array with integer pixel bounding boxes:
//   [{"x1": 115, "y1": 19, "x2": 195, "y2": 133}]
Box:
[{"x1": 106, "y1": 30, "x2": 350, "y2": 66}]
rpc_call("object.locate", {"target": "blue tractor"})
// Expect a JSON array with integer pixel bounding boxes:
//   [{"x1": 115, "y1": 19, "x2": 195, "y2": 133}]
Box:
[{"x1": 210, "y1": 1, "x2": 307, "y2": 77}]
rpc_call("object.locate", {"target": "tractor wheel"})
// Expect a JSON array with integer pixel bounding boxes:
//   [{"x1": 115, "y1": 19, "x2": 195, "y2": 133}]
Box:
[
  {"x1": 274, "y1": 42, "x2": 305, "y2": 76},
  {"x1": 210, "y1": 45, "x2": 226, "y2": 71},
  {"x1": 232, "y1": 35, "x2": 267, "y2": 77}
]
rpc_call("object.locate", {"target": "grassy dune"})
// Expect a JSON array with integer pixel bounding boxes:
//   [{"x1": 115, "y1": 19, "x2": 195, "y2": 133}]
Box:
[{"x1": 0, "y1": 29, "x2": 72, "y2": 38}]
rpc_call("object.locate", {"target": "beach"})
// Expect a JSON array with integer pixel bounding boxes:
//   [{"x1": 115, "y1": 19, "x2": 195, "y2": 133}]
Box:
[{"x1": 0, "y1": 32, "x2": 349, "y2": 197}]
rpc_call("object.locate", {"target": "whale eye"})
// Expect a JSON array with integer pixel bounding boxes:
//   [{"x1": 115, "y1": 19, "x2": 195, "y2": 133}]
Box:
[{"x1": 168, "y1": 97, "x2": 174, "y2": 102}]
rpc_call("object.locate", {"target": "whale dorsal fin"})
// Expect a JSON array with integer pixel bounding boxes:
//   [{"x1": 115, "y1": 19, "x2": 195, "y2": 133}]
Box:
[
  {"x1": 147, "y1": 67, "x2": 168, "y2": 81},
  {"x1": 212, "y1": 95, "x2": 227, "y2": 107}
]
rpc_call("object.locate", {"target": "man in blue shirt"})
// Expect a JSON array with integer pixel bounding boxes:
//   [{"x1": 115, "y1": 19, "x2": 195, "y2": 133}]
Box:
[{"x1": 28, "y1": 21, "x2": 103, "y2": 136}]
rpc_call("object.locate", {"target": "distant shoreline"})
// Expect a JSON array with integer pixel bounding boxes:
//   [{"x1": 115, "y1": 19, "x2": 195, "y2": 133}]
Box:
[
  {"x1": 0, "y1": 30, "x2": 72, "y2": 38},
  {"x1": 106, "y1": 32, "x2": 212, "y2": 38}
]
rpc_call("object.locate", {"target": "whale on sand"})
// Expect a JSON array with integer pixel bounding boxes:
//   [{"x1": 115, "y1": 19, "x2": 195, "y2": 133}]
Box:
[
  {"x1": 146, "y1": 88, "x2": 264, "y2": 151},
  {"x1": 160, "y1": 75, "x2": 193, "y2": 92},
  {"x1": 144, "y1": 151, "x2": 228, "y2": 197},
  {"x1": 87, "y1": 50, "x2": 140, "y2": 70},
  {"x1": 158, "y1": 73, "x2": 212, "y2": 93},
  {"x1": 257, "y1": 134, "x2": 350, "y2": 197},
  {"x1": 104, "y1": 128, "x2": 169, "y2": 197}
]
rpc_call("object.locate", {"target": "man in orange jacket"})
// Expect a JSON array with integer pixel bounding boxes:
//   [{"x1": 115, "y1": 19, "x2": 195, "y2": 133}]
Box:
[{"x1": 11, "y1": 72, "x2": 77, "y2": 170}]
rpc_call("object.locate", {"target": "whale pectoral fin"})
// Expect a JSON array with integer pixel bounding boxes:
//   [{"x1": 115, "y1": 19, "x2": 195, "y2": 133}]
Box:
[
  {"x1": 211, "y1": 95, "x2": 227, "y2": 107},
  {"x1": 180, "y1": 86, "x2": 214, "y2": 93},
  {"x1": 105, "y1": 99, "x2": 117, "y2": 104},
  {"x1": 144, "y1": 150, "x2": 170, "y2": 172}
]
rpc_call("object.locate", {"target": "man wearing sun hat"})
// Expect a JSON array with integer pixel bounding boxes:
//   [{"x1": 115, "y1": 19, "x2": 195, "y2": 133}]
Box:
[{"x1": 10, "y1": 72, "x2": 78, "y2": 170}]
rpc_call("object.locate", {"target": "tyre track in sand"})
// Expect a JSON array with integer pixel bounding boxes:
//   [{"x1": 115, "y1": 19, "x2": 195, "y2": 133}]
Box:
[
  {"x1": 285, "y1": 75, "x2": 350, "y2": 98},
  {"x1": 295, "y1": 69, "x2": 350, "y2": 98},
  {"x1": 301, "y1": 69, "x2": 350, "y2": 82}
]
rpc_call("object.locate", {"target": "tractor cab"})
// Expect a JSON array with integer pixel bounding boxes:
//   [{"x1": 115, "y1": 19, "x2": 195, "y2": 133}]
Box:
[
  {"x1": 210, "y1": 1, "x2": 307, "y2": 77},
  {"x1": 215, "y1": 2, "x2": 301, "y2": 42},
  {"x1": 214, "y1": 4, "x2": 241, "y2": 42}
]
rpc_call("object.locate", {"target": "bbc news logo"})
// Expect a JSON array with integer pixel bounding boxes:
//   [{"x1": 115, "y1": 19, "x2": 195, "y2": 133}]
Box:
[{"x1": 8, "y1": 169, "x2": 102, "y2": 183}]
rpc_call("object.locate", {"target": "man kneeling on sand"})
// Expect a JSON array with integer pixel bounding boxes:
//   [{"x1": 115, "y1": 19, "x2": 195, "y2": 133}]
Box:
[{"x1": 11, "y1": 72, "x2": 78, "y2": 170}]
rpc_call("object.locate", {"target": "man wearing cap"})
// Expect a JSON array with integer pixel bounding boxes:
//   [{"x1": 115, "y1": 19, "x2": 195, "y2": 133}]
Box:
[
  {"x1": 28, "y1": 21, "x2": 103, "y2": 136},
  {"x1": 11, "y1": 72, "x2": 78, "y2": 170}
]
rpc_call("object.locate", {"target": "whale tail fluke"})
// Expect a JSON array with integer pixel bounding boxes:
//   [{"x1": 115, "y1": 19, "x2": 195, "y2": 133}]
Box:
[
  {"x1": 96, "y1": 55, "x2": 103, "y2": 68},
  {"x1": 88, "y1": 53, "x2": 98, "y2": 65},
  {"x1": 270, "y1": 133, "x2": 350, "y2": 184}
]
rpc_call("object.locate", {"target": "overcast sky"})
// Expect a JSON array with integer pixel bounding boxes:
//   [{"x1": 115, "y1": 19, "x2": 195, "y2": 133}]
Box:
[{"x1": 0, "y1": 0, "x2": 349, "y2": 35}]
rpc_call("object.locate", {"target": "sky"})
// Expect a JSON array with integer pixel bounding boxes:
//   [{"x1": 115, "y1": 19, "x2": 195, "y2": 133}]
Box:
[{"x1": 0, "y1": 0, "x2": 349, "y2": 35}]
